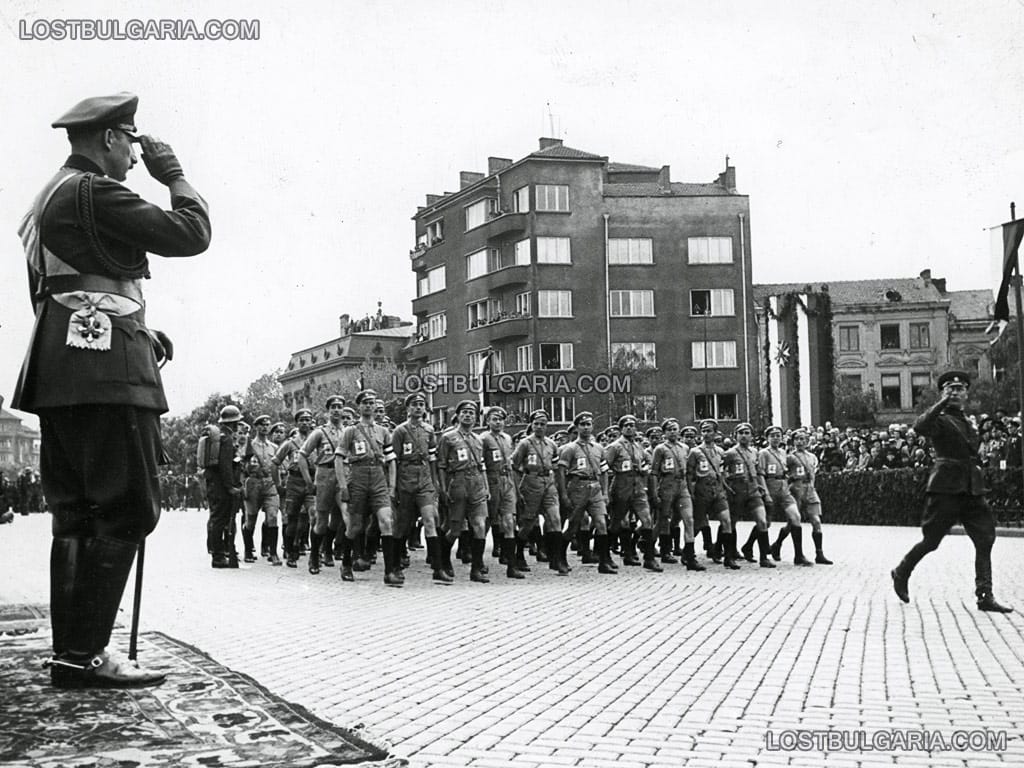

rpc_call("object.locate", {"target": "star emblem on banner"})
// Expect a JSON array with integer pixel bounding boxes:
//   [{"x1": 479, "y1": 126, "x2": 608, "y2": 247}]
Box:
[{"x1": 775, "y1": 341, "x2": 791, "y2": 367}]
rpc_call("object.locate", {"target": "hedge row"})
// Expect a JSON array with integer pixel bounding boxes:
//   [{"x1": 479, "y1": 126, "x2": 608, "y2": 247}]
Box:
[{"x1": 775, "y1": 469, "x2": 1024, "y2": 527}]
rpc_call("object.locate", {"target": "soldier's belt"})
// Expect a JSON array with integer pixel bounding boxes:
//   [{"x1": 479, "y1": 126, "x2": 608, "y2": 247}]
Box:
[
  {"x1": 567, "y1": 474, "x2": 597, "y2": 481},
  {"x1": 523, "y1": 470, "x2": 551, "y2": 477},
  {"x1": 659, "y1": 471, "x2": 685, "y2": 478},
  {"x1": 615, "y1": 470, "x2": 642, "y2": 476},
  {"x1": 449, "y1": 467, "x2": 481, "y2": 475},
  {"x1": 486, "y1": 469, "x2": 511, "y2": 477}
]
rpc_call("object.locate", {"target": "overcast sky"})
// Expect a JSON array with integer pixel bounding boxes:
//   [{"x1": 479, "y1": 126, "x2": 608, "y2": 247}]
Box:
[{"x1": 2, "y1": 0, "x2": 1022, "y2": 426}]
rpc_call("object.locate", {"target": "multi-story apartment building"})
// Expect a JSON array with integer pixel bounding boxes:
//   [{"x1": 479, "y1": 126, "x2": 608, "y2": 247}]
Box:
[
  {"x1": 406, "y1": 138, "x2": 758, "y2": 429},
  {"x1": 0, "y1": 407, "x2": 41, "y2": 469}
]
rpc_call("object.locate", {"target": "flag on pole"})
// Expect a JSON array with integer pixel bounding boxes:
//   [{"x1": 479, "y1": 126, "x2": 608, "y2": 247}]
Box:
[
  {"x1": 478, "y1": 350, "x2": 492, "y2": 415},
  {"x1": 993, "y1": 219, "x2": 1024, "y2": 321}
]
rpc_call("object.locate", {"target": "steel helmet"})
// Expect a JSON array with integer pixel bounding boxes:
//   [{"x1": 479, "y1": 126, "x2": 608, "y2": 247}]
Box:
[{"x1": 218, "y1": 405, "x2": 243, "y2": 424}]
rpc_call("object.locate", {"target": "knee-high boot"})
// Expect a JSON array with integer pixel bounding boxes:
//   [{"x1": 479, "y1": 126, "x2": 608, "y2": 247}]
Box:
[
  {"x1": 68, "y1": 536, "x2": 139, "y2": 657},
  {"x1": 50, "y1": 537, "x2": 81, "y2": 657}
]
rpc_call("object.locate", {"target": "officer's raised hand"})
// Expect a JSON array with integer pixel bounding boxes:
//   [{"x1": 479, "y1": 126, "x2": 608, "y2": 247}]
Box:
[{"x1": 139, "y1": 135, "x2": 185, "y2": 185}]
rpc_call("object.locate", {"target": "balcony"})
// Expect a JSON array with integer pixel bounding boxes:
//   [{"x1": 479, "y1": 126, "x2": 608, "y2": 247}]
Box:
[
  {"x1": 479, "y1": 264, "x2": 529, "y2": 291},
  {"x1": 468, "y1": 312, "x2": 531, "y2": 341},
  {"x1": 410, "y1": 237, "x2": 445, "y2": 271},
  {"x1": 485, "y1": 211, "x2": 527, "y2": 241}
]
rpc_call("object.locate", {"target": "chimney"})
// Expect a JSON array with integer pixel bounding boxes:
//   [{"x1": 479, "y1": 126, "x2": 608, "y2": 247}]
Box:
[
  {"x1": 919, "y1": 268, "x2": 932, "y2": 284},
  {"x1": 539, "y1": 137, "x2": 563, "y2": 150},
  {"x1": 933, "y1": 278, "x2": 947, "y2": 294},
  {"x1": 459, "y1": 171, "x2": 485, "y2": 189},
  {"x1": 425, "y1": 194, "x2": 441, "y2": 206},
  {"x1": 339, "y1": 314, "x2": 351, "y2": 336},
  {"x1": 658, "y1": 165, "x2": 671, "y2": 193},
  {"x1": 488, "y1": 157, "x2": 513, "y2": 174},
  {"x1": 716, "y1": 165, "x2": 737, "y2": 192}
]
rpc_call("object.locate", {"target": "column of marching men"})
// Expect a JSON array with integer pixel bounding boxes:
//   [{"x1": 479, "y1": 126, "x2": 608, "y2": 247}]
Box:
[{"x1": 201, "y1": 391, "x2": 835, "y2": 586}]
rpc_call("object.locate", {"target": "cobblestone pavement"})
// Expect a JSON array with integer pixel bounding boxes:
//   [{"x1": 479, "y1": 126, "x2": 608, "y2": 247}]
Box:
[{"x1": 2, "y1": 511, "x2": 1023, "y2": 768}]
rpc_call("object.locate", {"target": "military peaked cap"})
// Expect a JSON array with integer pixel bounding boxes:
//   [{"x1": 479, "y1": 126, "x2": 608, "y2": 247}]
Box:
[{"x1": 53, "y1": 92, "x2": 139, "y2": 135}]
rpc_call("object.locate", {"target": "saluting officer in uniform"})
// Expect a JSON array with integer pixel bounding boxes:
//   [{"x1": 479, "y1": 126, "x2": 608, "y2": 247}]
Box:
[
  {"x1": 723, "y1": 423, "x2": 775, "y2": 568},
  {"x1": 272, "y1": 410, "x2": 315, "y2": 567},
  {"x1": 335, "y1": 390, "x2": 399, "y2": 586},
  {"x1": 760, "y1": 427, "x2": 813, "y2": 566},
  {"x1": 512, "y1": 409, "x2": 568, "y2": 575},
  {"x1": 892, "y1": 371, "x2": 1013, "y2": 612},
  {"x1": 437, "y1": 400, "x2": 491, "y2": 583},
  {"x1": 606, "y1": 415, "x2": 661, "y2": 571},
  {"x1": 391, "y1": 392, "x2": 451, "y2": 583},
  {"x1": 688, "y1": 419, "x2": 739, "y2": 569},
  {"x1": 557, "y1": 412, "x2": 616, "y2": 574},
  {"x1": 299, "y1": 396, "x2": 346, "y2": 574},
  {"x1": 14, "y1": 93, "x2": 211, "y2": 688},
  {"x1": 242, "y1": 415, "x2": 282, "y2": 565},
  {"x1": 651, "y1": 419, "x2": 704, "y2": 571},
  {"x1": 481, "y1": 406, "x2": 525, "y2": 579}
]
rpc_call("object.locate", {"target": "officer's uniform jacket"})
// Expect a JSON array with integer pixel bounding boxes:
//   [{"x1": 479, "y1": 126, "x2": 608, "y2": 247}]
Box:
[
  {"x1": 13, "y1": 155, "x2": 211, "y2": 413},
  {"x1": 687, "y1": 442, "x2": 726, "y2": 492},
  {"x1": 482, "y1": 430, "x2": 514, "y2": 478},
  {"x1": 558, "y1": 438, "x2": 608, "y2": 481},
  {"x1": 244, "y1": 436, "x2": 279, "y2": 481},
  {"x1": 722, "y1": 444, "x2": 768, "y2": 496},
  {"x1": 913, "y1": 403, "x2": 986, "y2": 496},
  {"x1": 788, "y1": 449, "x2": 821, "y2": 505},
  {"x1": 338, "y1": 422, "x2": 395, "y2": 467}
]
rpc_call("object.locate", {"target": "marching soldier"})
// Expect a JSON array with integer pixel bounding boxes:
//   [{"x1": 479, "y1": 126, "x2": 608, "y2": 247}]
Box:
[
  {"x1": 437, "y1": 400, "x2": 491, "y2": 583},
  {"x1": 688, "y1": 419, "x2": 739, "y2": 569},
  {"x1": 724, "y1": 423, "x2": 775, "y2": 568},
  {"x1": 761, "y1": 426, "x2": 813, "y2": 566},
  {"x1": 299, "y1": 396, "x2": 346, "y2": 574},
  {"x1": 391, "y1": 392, "x2": 451, "y2": 583},
  {"x1": 207, "y1": 406, "x2": 244, "y2": 569},
  {"x1": 272, "y1": 411, "x2": 316, "y2": 567},
  {"x1": 336, "y1": 390, "x2": 399, "y2": 586},
  {"x1": 242, "y1": 415, "x2": 282, "y2": 565},
  {"x1": 557, "y1": 412, "x2": 616, "y2": 574},
  {"x1": 481, "y1": 406, "x2": 525, "y2": 579},
  {"x1": 651, "y1": 418, "x2": 703, "y2": 570},
  {"x1": 771, "y1": 429, "x2": 834, "y2": 565},
  {"x1": 606, "y1": 415, "x2": 661, "y2": 572},
  {"x1": 512, "y1": 409, "x2": 568, "y2": 575}
]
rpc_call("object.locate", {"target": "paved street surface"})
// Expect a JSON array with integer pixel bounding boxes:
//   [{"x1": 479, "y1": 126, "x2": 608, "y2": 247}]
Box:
[{"x1": 2, "y1": 511, "x2": 1023, "y2": 768}]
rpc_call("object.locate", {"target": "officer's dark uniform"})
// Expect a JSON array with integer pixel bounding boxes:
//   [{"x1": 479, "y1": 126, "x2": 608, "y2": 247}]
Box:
[
  {"x1": 273, "y1": 414, "x2": 315, "y2": 567},
  {"x1": 206, "y1": 413, "x2": 243, "y2": 567},
  {"x1": 13, "y1": 93, "x2": 211, "y2": 687},
  {"x1": 892, "y1": 371, "x2": 1013, "y2": 612}
]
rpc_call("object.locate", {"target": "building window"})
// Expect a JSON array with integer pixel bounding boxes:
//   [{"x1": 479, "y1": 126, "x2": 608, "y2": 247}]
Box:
[
  {"x1": 513, "y1": 186, "x2": 529, "y2": 213},
  {"x1": 689, "y1": 289, "x2": 734, "y2": 316},
  {"x1": 422, "y1": 358, "x2": 448, "y2": 377},
  {"x1": 417, "y1": 266, "x2": 445, "y2": 297},
  {"x1": 880, "y1": 324, "x2": 901, "y2": 350},
  {"x1": 535, "y1": 184, "x2": 569, "y2": 212},
  {"x1": 692, "y1": 341, "x2": 737, "y2": 369},
  {"x1": 514, "y1": 239, "x2": 530, "y2": 266},
  {"x1": 687, "y1": 237, "x2": 733, "y2": 264},
  {"x1": 540, "y1": 342, "x2": 574, "y2": 370},
  {"x1": 909, "y1": 322, "x2": 930, "y2": 349},
  {"x1": 694, "y1": 393, "x2": 737, "y2": 421},
  {"x1": 516, "y1": 344, "x2": 533, "y2": 371},
  {"x1": 609, "y1": 289, "x2": 654, "y2": 317},
  {"x1": 911, "y1": 372, "x2": 931, "y2": 406},
  {"x1": 540, "y1": 396, "x2": 575, "y2": 422},
  {"x1": 838, "y1": 325, "x2": 860, "y2": 352},
  {"x1": 425, "y1": 312, "x2": 447, "y2": 340},
  {"x1": 608, "y1": 238, "x2": 653, "y2": 265},
  {"x1": 467, "y1": 298, "x2": 501, "y2": 328},
  {"x1": 840, "y1": 374, "x2": 862, "y2": 389},
  {"x1": 466, "y1": 247, "x2": 500, "y2": 280},
  {"x1": 465, "y1": 198, "x2": 497, "y2": 231},
  {"x1": 427, "y1": 219, "x2": 444, "y2": 244},
  {"x1": 469, "y1": 349, "x2": 502, "y2": 376},
  {"x1": 611, "y1": 342, "x2": 657, "y2": 369},
  {"x1": 538, "y1": 290, "x2": 572, "y2": 317},
  {"x1": 537, "y1": 237, "x2": 571, "y2": 264},
  {"x1": 515, "y1": 291, "x2": 531, "y2": 316},
  {"x1": 516, "y1": 396, "x2": 535, "y2": 415},
  {"x1": 881, "y1": 374, "x2": 901, "y2": 409},
  {"x1": 630, "y1": 395, "x2": 658, "y2": 422}
]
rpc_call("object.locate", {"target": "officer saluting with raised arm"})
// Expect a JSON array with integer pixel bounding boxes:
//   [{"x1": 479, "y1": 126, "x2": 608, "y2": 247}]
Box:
[{"x1": 14, "y1": 92, "x2": 211, "y2": 687}]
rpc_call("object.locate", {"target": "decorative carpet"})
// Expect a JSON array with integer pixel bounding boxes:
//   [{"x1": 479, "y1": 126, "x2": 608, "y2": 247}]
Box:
[{"x1": 0, "y1": 627, "x2": 405, "y2": 768}]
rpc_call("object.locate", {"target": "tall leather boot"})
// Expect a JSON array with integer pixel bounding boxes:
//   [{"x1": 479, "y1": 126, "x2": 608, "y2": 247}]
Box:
[
  {"x1": 398, "y1": 537, "x2": 410, "y2": 569},
  {"x1": 382, "y1": 536, "x2": 403, "y2": 587},
  {"x1": 534, "y1": 526, "x2": 549, "y2": 563},
  {"x1": 441, "y1": 533, "x2": 456, "y2": 578},
  {"x1": 491, "y1": 525, "x2": 504, "y2": 560},
  {"x1": 812, "y1": 530, "x2": 833, "y2": 564},
  {"x1": 514, "y1": 537, "x2": 531, "y2": 572},
  {"x1": 620, "y1": 529, "x2": 640, "y2": 566},
  {"x1": 556, "y1": 531, "x2": 571, "y2": 574},
  {"x1": 579, "y1": 531, "x2": 599, "y2": 564},
  {"x1": 284, "y1": 520, "x2": 297, "y2": 567},
  {"x1": 642, "y1": 530, "x2": 663, "y2": 572},
  {"x1": 242, "y1": 525, "x2": 256, "y2": 563},
  {"x1": 792, "y1": 526, "x2": 813, "y2": 566},
  {"x1": 723, "y1": 532, "x2": 741, "y2": 570},
  {"x1": 741, "y1": 526, "x2": 758, "y2": 562},
  {"x1": 595, "y1": 534, "x2": 618, "y2": 574},
  {"x1": 700, "y1": 525, "x2": 713, "y2": 555},
  {"x1": 366, "y1": 530, "x2": 380, "y2": 564},
  {"x1": 672, "y1": 525, "x2": 683, "y2": 556},
  {"x1": 340, "y1": 536, "x2": 355, "y2": 581},
  {"x1": 659, "y1": 534, "x2": 678, "y2": 564},
  {"x1": 352, "y1": 534, "x2": 372, "y2": 571},
  {"x1": 69, "y1": 536, "x2": 138, "y2": 657},
  {"x1": 504, "y1": 538, "x2": 525, "y2": 579},
  {"x1": 458, "y1": 530, "x2": 473, "y2": 564},
  {"x1": 321, "y1": 530, "x2": 335, "y2": 567},
  {"x1": 260, "y1": 522, "x2": 269, "y2": 557},
  {"x1": 50, "y1": 537, "x2": 81, "y2": 657},
  {"x1": 757, "y1": 530, "x2": 777, "y2": 568},
  {"x1": 710, "y1": 527, "x2": 723, "y2": 563},
  {"x1": 224, "y1": 521, "x2": 239, "y2": 567},
  {"x1": 308, "y1": 533, "x2": 322, "y2": 574},
  {"x1": 408, "y1": 521, "x2": 423, "y2": 550},
  {"x1": 470, "y1": 538, "x2": 490, "y2": 583},
  {"x1": 771, "y1": 526, "x2": 790, "y2": 561},
  {"x1": 682, "y1": 541, "x2": 706, "y2": 571},
  {"x1": 429, "y1": 536, "x2": 452, "y2": 582},
  {"x1": 267, "y1": 528, "x2": 282, "y2": 566}
]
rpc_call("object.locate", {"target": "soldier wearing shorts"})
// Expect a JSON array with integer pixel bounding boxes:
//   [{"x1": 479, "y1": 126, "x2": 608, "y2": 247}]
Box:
[
  {"x1": 762, "y1": 426, "x2": 812, "y2": 566},
  {"x1": 512, "y1": 409, "x2": 567, "y2": 575},
  {"x1": 651, "y1": 418, "x2": 703, "y2": 571},
  {"x1": 242, "y1": 414, "x2": 282, "y2": 565},
  {"x1": 273, "y1": 411, "x2": 316, "y2": 567},
  {"x1": 557, "y1": 411, "x2": 615, "y2": 574},
  {"x1": 481, "y1": 406, "x2": 524, "y2": 580},
  {"x1": 687, "y1": 419, "x2": 739, "y2": 569},
  {"x1": 724, "y1": 423, "x2": 775, "y2": 568},
  {"x1": 776, "y1": 429, "x2": 834, "y2": 565},
  {"x1": 606, "y1": 415, "x2": 661, "y2": 572},
  {"x1": 299, "y1": 396, "x2": 346, "y2": 574}
]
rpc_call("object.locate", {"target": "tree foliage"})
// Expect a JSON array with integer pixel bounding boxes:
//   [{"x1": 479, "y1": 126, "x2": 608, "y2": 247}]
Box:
[{"x1": 832, "y1": 375, "x2": 878, "y2": 427}]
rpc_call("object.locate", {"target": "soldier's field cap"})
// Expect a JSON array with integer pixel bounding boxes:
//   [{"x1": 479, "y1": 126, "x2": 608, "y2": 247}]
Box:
[
  {"x1": 660, "y1": 418, "x2": 679, "y2": 431},
  {"x1": 792, "y1": 427, "x2": 809, "y2": 437},
  {"x1": 681, "y1": 425, "x2": 698, "y2": 437},
  {"x1": 699, "y1": 418, "x2": 718, "y2": 431},
  {"x1": 483, "y1": 405, "x2": 506, "y2": 421},
  {"x1": 573, "y1": 411, "x2": 594, "y2": 426},
  {"x1": 53, "y1": 92, "x2": 139, "y2": 135},
  {"x1": 618, "y1": 414, "x2": 637, "y2": 428},
  {"x1": 764, "y1": 425, "x2": 784, "y2": 437},
  {"x1": 271, "y1": 421, "x2": 286, "y2": 433},
  {"x1": 937, "y1": 370, "x2": 971, "y2": 390},
  {"x1": 325, "y1": 395, "x2": 346, "y2": 408},
  {"x1": 529, "y1": 408, "x2": 548, "y2": 422},
  {"x1": 645, "y1": 427, "x2": 661, "y2": 439},
  {"x1": 355, "y1": 389, "x2": 377, "y2": 405},
  {"x1": 456, "y1": 399, "x2": 479, "y2": 415},
  {"x1": 253, "y1": 414, "x2": 271, "y2": 426},
  {"x1": 293, "y1": 408, "x2": 313, "y2": 420},
  {"x1": 404, "y1": 391, "x2": 427, "y2": 408},
  {"x1": 734, "y1": 422, "x2": 754, "y2": 433}
]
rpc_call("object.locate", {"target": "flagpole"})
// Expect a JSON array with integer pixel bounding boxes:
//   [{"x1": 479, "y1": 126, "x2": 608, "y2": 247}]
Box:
[{"x1": 1011, "y1": 202, "x2": 1024, "y2": 475}]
